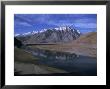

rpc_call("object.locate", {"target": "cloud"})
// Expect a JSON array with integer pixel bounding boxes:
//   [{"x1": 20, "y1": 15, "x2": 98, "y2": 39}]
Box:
[
  {"x1": 46, "y1": 20, "x2": 74, "y2": 27},
  {"x1": 74, "y1": 18, "x2": 96, "y2": 23},
  {"x1": 18, "y1": 22, "x2": 32, "y2": 27},
  {"x1": 45, "y1": 17, "x2": 97, "y2": 28},
  {"x1": 74, "y1": 23, "x2": 97, "y2": 28}
]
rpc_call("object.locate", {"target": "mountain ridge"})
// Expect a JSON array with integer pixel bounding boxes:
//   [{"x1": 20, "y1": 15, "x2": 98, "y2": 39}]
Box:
[{"x1": 16, "y1": 26, "x2": 81, "y2": 44}]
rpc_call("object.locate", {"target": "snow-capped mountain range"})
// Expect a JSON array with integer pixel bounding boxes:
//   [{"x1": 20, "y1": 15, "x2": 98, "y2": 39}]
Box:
[
  {"x1": 15, "y1": 26, "x2": 81, "y2": 44},
  {"x1": 15, "y1": 26, "x2": 80, "y2": 37}
]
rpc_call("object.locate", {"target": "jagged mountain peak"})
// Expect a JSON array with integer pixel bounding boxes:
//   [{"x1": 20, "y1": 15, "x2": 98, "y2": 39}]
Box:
[
  {"x1": 16, "y1": 26, "x2": 81, "y2": 44},
  {"x1": 15, "y1": 26, "x2": 80, "y2": 37}
]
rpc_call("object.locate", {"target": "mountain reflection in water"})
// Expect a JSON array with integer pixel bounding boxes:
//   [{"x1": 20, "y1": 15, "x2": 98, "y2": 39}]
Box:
[{"x1": 23, "y1": 47, "x2": 97, "y2": 76}]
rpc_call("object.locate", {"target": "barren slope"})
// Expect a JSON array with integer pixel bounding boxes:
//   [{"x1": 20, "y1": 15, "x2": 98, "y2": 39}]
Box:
[{"x1": 28, "y1": 32, "x2": 97, "y2": 57}]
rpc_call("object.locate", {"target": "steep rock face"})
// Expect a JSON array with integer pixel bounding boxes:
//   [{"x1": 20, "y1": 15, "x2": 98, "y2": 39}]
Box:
[{"x1": 16, "y1": 26, "x2": 81, "y2": 44}]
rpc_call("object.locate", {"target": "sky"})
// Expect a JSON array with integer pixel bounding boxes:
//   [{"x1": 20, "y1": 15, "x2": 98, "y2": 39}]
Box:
[{"x1": 14, "y1": 14, "x2": 97, "y2": 35}]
